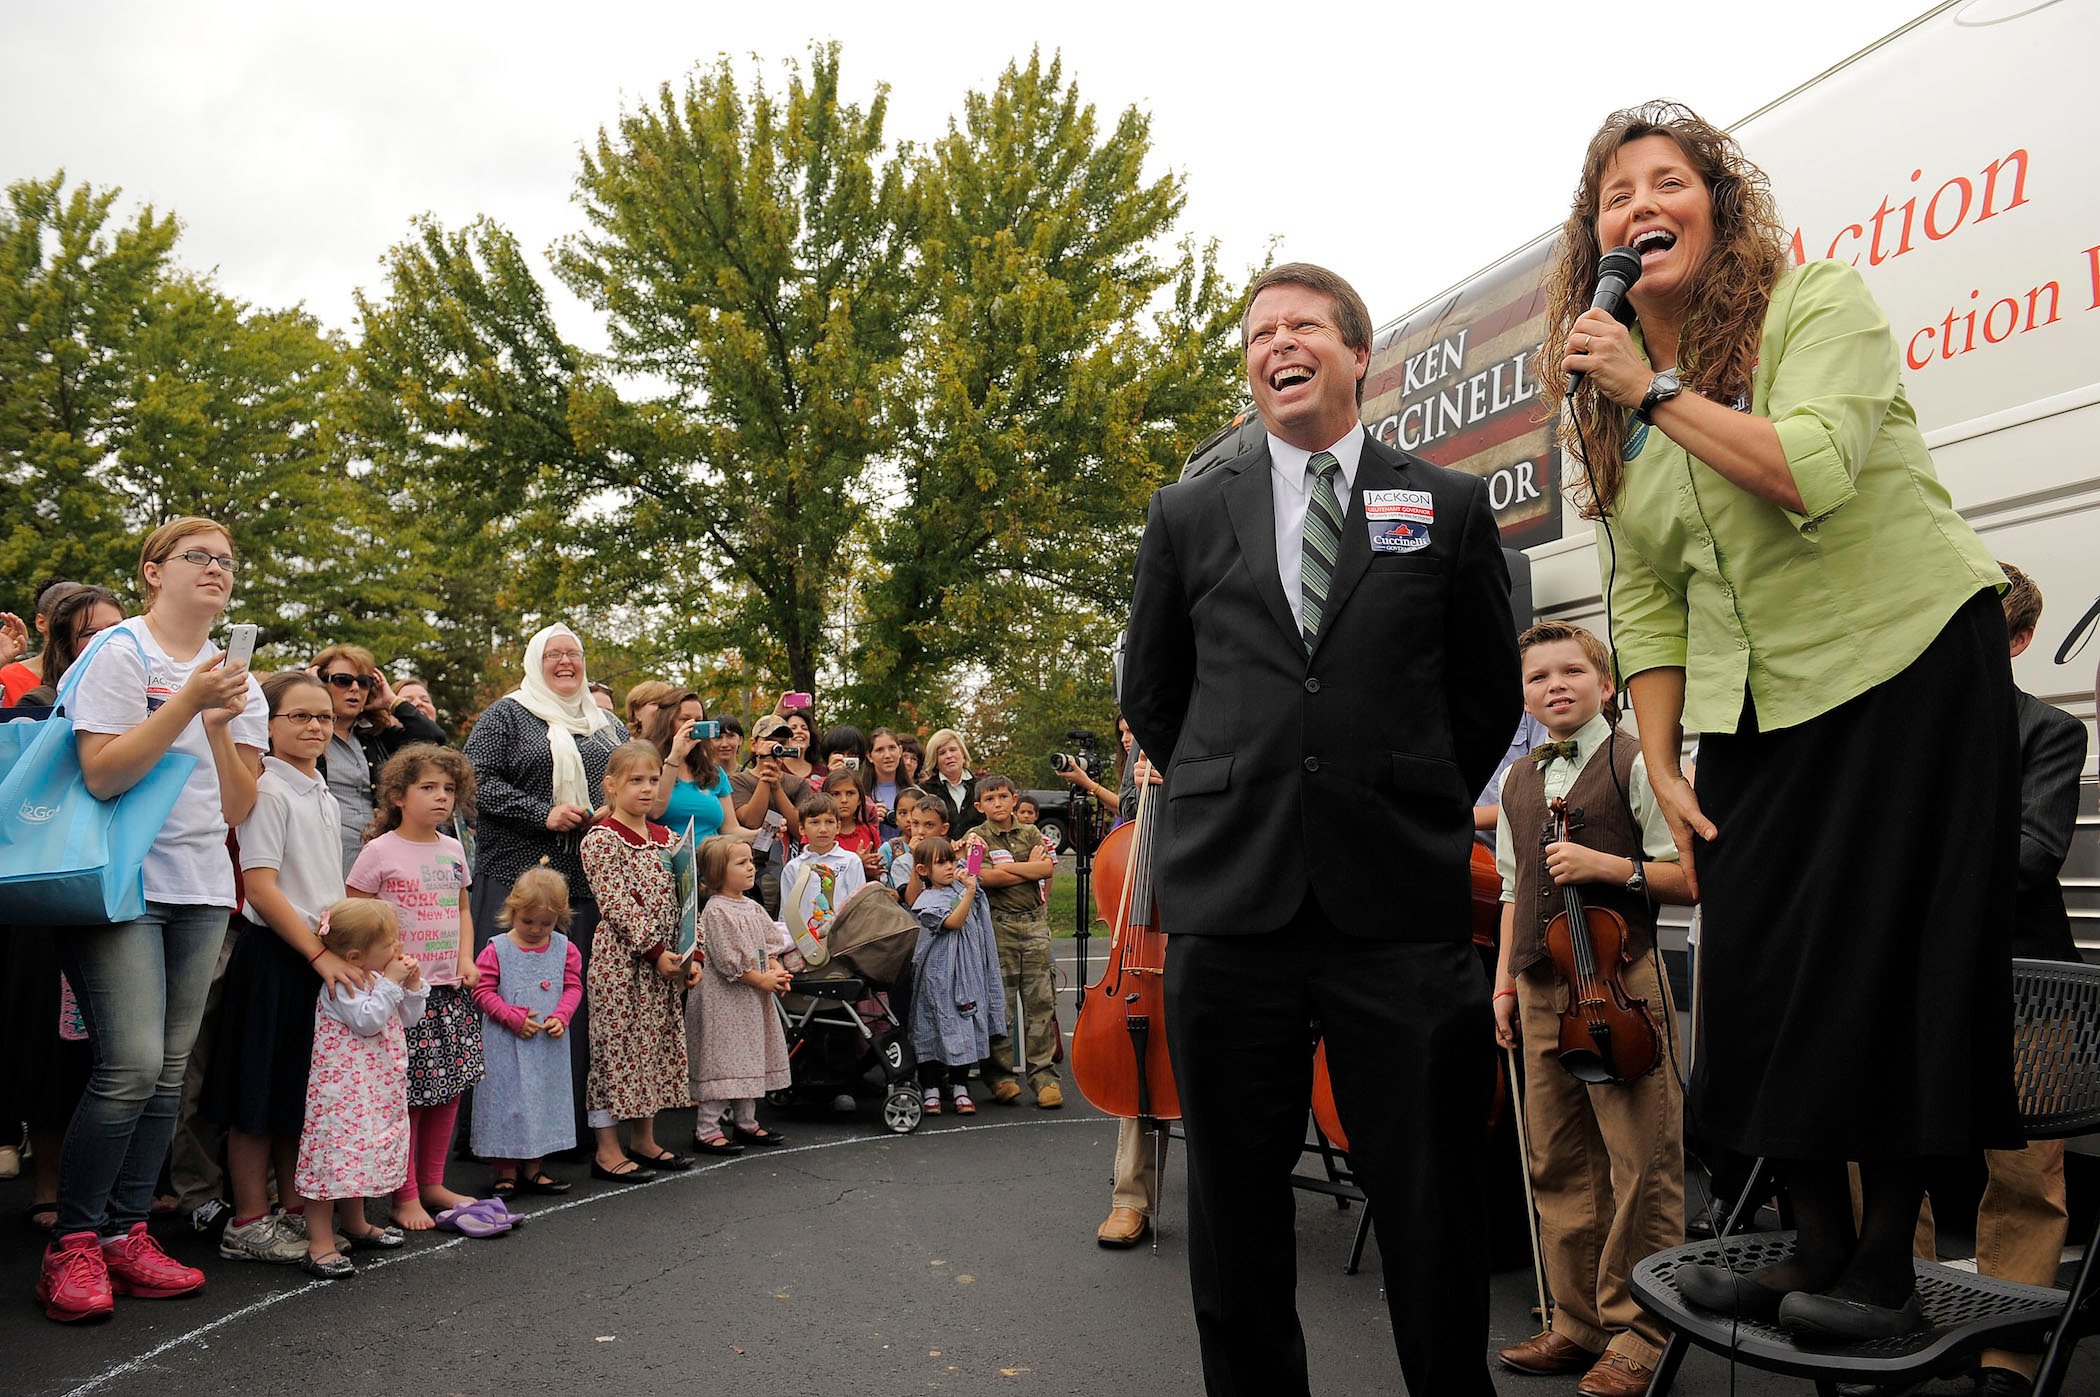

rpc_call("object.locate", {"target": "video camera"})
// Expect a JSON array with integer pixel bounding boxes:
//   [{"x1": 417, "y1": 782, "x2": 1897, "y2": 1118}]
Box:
[
  {"x1": 755, "y1": 743, "x2": 803, "y2": 760},
  {"x1": 1048, "y1": 728, "x2": 1103, "y2": 780}
]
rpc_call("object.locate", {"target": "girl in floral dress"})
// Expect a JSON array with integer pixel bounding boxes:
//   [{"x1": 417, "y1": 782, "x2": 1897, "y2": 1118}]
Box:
[
  {"x1": 293, "y1": 899, "x2": 425, "y2": 1279},
  {"x1": 580, "y1": 742, "x2": 698, "y2": 1181}
]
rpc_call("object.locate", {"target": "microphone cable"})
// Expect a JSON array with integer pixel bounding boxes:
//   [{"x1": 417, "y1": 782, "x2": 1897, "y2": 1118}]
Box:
[{"x1": 1570, "y1": 389, "x2": 1749, "y2": 1397}]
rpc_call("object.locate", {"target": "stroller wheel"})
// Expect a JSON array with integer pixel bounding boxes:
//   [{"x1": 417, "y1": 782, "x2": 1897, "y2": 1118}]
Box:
[
  {"x1": 766, "y1": 1089, "x2": 795, "y2": 1109},
  {"x1": 882, "y1": 1086, "x2": 924, "y2": 1134}
]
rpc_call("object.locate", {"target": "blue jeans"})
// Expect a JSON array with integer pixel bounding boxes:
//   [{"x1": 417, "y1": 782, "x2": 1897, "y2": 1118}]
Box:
[{"x1": 56, "y1": 902, "x2": 232, "y2": 1239}]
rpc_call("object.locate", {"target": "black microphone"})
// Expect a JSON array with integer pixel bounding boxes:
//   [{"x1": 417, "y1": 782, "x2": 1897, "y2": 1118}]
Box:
[{"x1": 1566, "y1": 246, "x2": 1642, "y2": 393}]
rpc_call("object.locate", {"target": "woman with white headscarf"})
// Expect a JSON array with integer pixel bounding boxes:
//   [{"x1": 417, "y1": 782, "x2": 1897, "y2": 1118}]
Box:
[{"x1": 461, "y1": 625, "x2": 628, "y2": 1150}]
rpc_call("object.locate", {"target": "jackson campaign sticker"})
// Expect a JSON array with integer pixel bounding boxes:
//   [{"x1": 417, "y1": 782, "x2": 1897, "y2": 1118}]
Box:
[{"x1": 1363, "y1": 488, "x2": 1433, "y2": 554}]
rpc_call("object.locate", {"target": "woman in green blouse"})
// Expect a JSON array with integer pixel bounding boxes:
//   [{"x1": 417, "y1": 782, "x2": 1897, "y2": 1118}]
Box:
[{"x1": 1540, "y1": 103, "x2": 2018, "y2": 1341}]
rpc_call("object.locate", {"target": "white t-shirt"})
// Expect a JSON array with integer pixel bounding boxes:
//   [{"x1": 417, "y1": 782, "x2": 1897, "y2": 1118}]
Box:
[
  {"x1": 239, "y1": 756, "x2": 347, "y2": 932},
  {"x1": 70, "y1": 616, "x2": 268, "y2": 907}
]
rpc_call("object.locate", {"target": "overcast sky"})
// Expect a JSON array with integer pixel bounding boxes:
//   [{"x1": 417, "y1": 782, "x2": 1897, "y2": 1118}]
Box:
[{"x1": 3, "y1": 0, "x2": 1930, "y2": 351}]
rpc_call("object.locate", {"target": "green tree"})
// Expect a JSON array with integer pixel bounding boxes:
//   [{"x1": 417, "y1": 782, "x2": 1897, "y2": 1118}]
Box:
[
  {"x1": 1, "y1": 173, "x2": 417, "y2": 672},
  {"x1": 552, "y1": 43, "x2": 919, "y2": 695},
  {"x1": 0, "y1": 173, "x2": 180, "y2": 594},
  {"x1": 845, "y1": 51, "x2": 1245, "y2": 718}
]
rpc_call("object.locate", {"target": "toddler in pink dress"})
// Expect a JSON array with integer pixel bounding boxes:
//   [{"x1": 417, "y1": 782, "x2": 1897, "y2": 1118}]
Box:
[{"x1": 293, "y1": 900, "x2": 426, "y2": 1279}]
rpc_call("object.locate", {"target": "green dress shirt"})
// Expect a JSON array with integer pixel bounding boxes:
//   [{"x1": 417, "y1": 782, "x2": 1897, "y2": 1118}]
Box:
[{"x1": 1601, "y1": 259, "x2": 2003, "y2": 734}]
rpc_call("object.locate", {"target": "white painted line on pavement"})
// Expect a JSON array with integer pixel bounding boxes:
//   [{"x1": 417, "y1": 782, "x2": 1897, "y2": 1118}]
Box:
[{"x1": 62, "y1": 1114, "x2": 1109, "y2": 1397}]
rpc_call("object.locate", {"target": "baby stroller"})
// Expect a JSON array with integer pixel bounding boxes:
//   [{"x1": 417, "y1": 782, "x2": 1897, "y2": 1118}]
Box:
[{"x1": 770, "y1": 885, "x2": 926, "y2": 1133}]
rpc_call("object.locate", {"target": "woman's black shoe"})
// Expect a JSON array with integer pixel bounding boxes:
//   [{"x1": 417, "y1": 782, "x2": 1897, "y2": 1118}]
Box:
[
  {"x1": 1676, "y1": 1263, "x2": 1788, "y2": 1322},
  {"x1": 627, "y1": 1148, "x2": 693, "y2": 1172},
  {"x1": 1776, "y1": 1288, "x2": 1926, "y2": 1341},
  {"x1": 590, "y1": 1159, "x2": 656, "y2": 1183},
  {"x1": 517, "y1": 1171, "x2": 571, "y2": 1195}
]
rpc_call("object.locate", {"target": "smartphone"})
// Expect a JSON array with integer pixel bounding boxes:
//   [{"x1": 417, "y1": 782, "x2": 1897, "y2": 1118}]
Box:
[
  {"x1": 223, "y1": 623, "x2": 258, "y2": 669},
  {"x1": 781, "y1": 691, "x2": 813, "y2": 710},
  {"x1": 965, "y1": 844, "x2": 984, "y2": 879},
  {"x1": 689, "y1": 720, "x2": 722, "y2": 740}
]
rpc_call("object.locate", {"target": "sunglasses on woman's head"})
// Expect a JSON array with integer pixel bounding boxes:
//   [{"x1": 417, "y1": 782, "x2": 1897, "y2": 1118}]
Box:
[{"x1": 323, "y1": 672, "x2": 377, "y2": 690}]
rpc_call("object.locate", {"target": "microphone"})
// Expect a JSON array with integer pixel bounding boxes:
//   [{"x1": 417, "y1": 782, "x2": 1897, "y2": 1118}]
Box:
[{"x1": 1566, "y1": 246, "x2": 1642, "y2": 393}]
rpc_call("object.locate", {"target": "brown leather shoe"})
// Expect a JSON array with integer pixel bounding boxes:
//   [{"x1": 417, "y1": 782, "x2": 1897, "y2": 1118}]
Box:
[
  {"x1": 1576, "y1": 1351, "x2": 1655, "y2": 1397},
  {"x1": 1496, "y1": 1330, "x2": 1599, "y2": 1375},
  {"x1": 1035, "y1": 1082, "x2": 1064, "y2": 1109},
  {"x1": 1096, "y1": 1206, "x2": 1149, "y2": 1248},
  {"x1": 990, "y1": 1080, "x2": 1022, "y2": 1105}
]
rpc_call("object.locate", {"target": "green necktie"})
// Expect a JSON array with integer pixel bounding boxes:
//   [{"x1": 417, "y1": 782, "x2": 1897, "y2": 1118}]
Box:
[
  {"x1": 1530, "y1": 738, "x2": 1581, "y2": 766},
  {"x1": 1301, "y1": 451, "x2": 1344, "y2": 652}
]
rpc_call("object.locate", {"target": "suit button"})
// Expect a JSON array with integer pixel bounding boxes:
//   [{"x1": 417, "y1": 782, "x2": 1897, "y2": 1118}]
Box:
[
  {"x1": 1304, "y1": 756, "x2": 1320, "y2": 773},
  {"x1": 1304, "y1": 677, "x2": 1321, "y2": 693}
]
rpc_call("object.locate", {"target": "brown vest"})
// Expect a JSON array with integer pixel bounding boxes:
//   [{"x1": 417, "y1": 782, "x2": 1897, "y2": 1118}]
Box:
[{"x1": 1501, "y1": 730, "x2": 1658, "y2": 977}]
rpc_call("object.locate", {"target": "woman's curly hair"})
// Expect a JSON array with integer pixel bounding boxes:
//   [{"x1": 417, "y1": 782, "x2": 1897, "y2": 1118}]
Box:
[{"x1": 1540, "y1": 101, "x2": 1790, "y2": 518}]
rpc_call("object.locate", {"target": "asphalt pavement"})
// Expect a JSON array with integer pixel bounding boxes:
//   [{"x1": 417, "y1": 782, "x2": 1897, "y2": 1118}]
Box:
[{"x1": 5, "y1": 959, "x2": 2099, "y2": 1394}]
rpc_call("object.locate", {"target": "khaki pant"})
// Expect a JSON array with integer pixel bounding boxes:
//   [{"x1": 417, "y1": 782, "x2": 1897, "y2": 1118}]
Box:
[
  {"x1": 1113, "y1": 1116, "x2": 1168, "y2": 1211},
  {"x1": 1914, "y1": 1139, "x2": 2067, "y2": 1380},
  {"x1": 1517, "y1": 956, "x2": 1685, "y2": 1368},
  {"x1": 987, "y1": 912, "x2": 1058, "y2": 1086}
]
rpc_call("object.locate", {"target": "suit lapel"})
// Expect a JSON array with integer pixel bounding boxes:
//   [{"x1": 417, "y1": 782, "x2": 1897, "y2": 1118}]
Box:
[
  {"x1": 1222, "y1": 448, "x2": 1302, "y2": 651},
  {"x1": 1311, "y1": 432, "x2": 1393, "y2": 659}
]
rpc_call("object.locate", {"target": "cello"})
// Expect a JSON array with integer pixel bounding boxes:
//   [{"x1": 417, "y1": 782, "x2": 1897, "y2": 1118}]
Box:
[
  {"x1": 1070, "y1": 778, "x2": 1180, "y2": 1124},
  {"x1": 1539, "y1": 796, "x2": 1657, "y2": 1084}
]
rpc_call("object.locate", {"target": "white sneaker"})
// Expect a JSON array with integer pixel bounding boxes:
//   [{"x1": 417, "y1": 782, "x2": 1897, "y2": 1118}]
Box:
[
  {"x1": 274, "y1": 1210, "x2": 309, "y2": 1241},
  {"x1": 218, "y1": 1213, "x2": 307, "y2": 1264}
]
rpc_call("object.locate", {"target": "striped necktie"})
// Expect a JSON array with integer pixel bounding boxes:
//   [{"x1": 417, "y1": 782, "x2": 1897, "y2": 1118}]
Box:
[{"x1": 1300, "y1": 450, "x2": 1344, "y2": 651}]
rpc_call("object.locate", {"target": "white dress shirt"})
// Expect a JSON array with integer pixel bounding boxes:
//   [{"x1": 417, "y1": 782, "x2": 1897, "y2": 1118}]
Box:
[{"x1": 1267, "y1": 427, "x2": 1365, "y2": 631}]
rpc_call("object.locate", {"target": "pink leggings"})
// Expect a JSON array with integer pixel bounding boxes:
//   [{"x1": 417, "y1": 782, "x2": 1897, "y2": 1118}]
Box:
[{"x1": 392, "y1": 1097, "x2": 461, "y2": 1205}]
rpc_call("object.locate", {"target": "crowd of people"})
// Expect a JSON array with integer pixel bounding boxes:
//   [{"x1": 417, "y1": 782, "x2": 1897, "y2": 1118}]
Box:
[{"x1": 0, "y1": 530, "x2": 1120, "y2": 1321}]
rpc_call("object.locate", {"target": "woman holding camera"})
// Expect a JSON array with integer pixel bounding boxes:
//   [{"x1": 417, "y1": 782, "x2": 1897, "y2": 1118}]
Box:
[{"x1": 643, "y1": 706, "x2": 748, "y2": 841}]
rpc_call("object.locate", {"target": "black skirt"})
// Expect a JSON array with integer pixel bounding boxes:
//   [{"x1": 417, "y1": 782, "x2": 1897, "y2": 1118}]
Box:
[
  {"x1": 0, "y1": 925, "x2": 92, "y2": 1128},
  {"x1": 200, "y1": 921, "x2": 320, "y2": 1137},
  {"x1": 1692, "y1": 587, "x2": 2020, "y2": 1159}
]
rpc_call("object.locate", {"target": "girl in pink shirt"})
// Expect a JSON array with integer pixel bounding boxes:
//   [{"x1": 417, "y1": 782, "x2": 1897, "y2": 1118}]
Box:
[{"x1": 347, "y1": 745, "x2": 486, "y2": 1232}]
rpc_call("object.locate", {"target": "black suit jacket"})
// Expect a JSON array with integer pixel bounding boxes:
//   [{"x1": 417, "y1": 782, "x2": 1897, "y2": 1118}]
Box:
[
  {"x1": 2013, "y1": 687, "x2": 2087, "y2": 961},
  {"x1": 1122, "y1": 430, "x2": 1520, "y2": 940}
]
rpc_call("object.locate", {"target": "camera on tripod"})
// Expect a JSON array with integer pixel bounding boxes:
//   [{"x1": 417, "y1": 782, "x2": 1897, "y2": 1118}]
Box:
[{"x1": 1048, "y1": 729, "x2": 1103, "y2": 780}]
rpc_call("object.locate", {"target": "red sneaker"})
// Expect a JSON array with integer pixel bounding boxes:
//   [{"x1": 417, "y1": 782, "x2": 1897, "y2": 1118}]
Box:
[
  {"x1": 100, "y1": 1222, "x2": 205, "y2": 1298},
  {"x1": 37, "y1": 1232, "x2": 115, "y2": 1323}
]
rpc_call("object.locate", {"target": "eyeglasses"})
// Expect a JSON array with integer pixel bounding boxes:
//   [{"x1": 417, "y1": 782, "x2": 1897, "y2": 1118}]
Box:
[
  {"x1": 168, "y1": 549, "x2": 239, "y2": 574},
  {"x1": 322, "y1": 672, "x2": 377, "y2": 690},
  {"x1": 272, "y1": 711, "x2": 333, "y2": 726},
  {"x1": 543, "y1": 649, "x2": 585, "y2": 663}
]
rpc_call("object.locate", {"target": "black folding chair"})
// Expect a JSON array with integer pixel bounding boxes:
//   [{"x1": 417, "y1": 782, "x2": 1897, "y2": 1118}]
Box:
[{"x1": 1630, "y1": 957, "x2": 2100, "y2": 1395}]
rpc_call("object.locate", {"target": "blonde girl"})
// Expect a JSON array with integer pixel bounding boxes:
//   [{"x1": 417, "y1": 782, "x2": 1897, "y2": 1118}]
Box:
[
  {"x1": 580, "y1": 741, "x2": 697, "y2": 1178},
  {"x1": 293, "y1": 899, "x2": 426, "y2": 1278},
  {"x1": 348, "y1": 744, "x2": 484, "y2": 1231},
  {"x1": 688, "y1": 836, "x2": 792, "y2": 1154},
  {"x1": 470, "y1": 866, "x2": 582, "y2": 1198}
]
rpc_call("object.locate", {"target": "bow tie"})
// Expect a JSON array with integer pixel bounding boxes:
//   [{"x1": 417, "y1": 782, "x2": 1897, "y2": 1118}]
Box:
[{"x1": 1529, "y1": 738, "x2": 1582, "y2": 766}]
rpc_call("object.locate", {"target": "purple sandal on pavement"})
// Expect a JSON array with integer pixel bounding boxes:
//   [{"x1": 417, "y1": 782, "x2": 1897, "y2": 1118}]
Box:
[
  {"x1": 433, "y1": 1204, "x2": 510, "y2": 1238},
  {"x1": 462, "y1": 1197, "x2": 527, "y2": 1230}
]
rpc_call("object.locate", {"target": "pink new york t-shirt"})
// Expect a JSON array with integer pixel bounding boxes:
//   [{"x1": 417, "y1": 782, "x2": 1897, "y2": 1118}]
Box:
[{"x1": 347, "y1": 830, "x2": 472, "y2": 985}]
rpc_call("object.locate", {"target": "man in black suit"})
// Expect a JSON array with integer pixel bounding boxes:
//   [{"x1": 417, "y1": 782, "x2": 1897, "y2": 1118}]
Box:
[{"x1": 1122, "y1": 263, "x2": 1520, "y2": 1396}]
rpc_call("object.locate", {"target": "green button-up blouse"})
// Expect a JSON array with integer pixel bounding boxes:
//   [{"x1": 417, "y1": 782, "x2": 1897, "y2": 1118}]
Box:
[{"x1": 1601, "y1": 258, "x2": 2003, "y2": 735}]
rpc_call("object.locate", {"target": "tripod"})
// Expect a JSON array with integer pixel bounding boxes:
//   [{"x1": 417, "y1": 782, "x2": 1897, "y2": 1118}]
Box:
[{"x1": 1067, "y1": 787, "x2": 1099, "y2": 984}]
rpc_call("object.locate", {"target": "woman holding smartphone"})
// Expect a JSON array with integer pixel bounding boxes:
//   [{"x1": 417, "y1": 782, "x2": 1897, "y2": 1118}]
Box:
[{"x1": 39, "y1": 516, "x2": 268, "y2": 1323}]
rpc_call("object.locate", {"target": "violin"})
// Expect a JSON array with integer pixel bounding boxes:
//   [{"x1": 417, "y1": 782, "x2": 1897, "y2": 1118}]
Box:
[
  {"x1": 1070, "y1": 779, "x2": 1181, "y2": 1123},
  {"x1": 1540, "y1": 797, "x2": 1657, "y2": 1084}
]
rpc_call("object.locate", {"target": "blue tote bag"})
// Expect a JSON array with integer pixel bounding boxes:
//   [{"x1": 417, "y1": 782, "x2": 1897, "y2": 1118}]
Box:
[{"x1": 0, "y1": 628, "x2": 198, "y2": 925}]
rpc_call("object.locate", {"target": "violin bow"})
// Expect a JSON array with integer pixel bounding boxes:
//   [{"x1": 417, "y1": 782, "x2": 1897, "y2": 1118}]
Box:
[{"x1": 1504, "y1": 1042, "x2": 1554, "y2": 1331}]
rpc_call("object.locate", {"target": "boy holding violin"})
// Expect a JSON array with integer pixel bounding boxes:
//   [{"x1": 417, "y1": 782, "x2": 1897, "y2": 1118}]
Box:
[{"x1": 1490, "y1": 621, "x2": 1692, "y2": 1397}]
